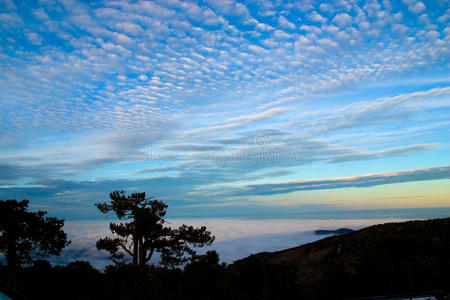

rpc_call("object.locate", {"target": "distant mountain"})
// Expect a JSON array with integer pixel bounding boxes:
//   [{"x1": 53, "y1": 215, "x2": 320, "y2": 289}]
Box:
[
  {"x1": 314, "y1": 228, "x2": 355, "y2": 235},
  {"x1": 238, "y1": 218, "x2": 450, "y2": 299}
]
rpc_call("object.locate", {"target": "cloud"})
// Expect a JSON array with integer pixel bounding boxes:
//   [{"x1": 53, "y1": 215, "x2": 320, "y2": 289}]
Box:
[
  {"x1": 332, "y1": 13, "x2": 352, "y2": 27},
  {"x1": 226, "y1": 107, "x2": 288, "y2": 123},
  {"x1": 240, "y1": 166, "x2": 450, "y2": 195},
  {"x1": 408, "y1": 1, "x2": 426, "y2": 14},
  {"x1": 272, "y1": 29, "x2": 291, "y2": 40},
  {"x1": 53, "y1": 218, "x2": 413, "y2": 268},
  {"x1": 328, "y1": 144, "x2": 437, "y2": 163},
  {"x1": 163, "y1": 144, "x2": 224, "y2": 152},
  {"x1": 278, "y1": 15, "x2": 296, "y2": 30},
  {"x1": 254, "y1": 21, "x2": 274, "y2": 32},
  {"x1": 0, "y1": 12, "x2": 23, "y2": 27},
  {"x1": 24, "y1": 31, "x2": 43, "y2": 45},
  {"x1": 247, "y1": 44, "x2": 268, "y2": 54},
  {"x1": 52, "y1": 214, "x2": 450, "y2": 268},
  {"x1": 302, "y1": 87, "x2": 450, "y2": 134},
  {"x1": 183, "y1": 107, "x2": 289, "y2": 138},
  {"x1": 0, "y1": 0, "x2": 16, "y2": 10},
  {"x1": 309, "y1": 11, "x2": 327, "y2": 23},
  {"x1": 205, "y1": 0, "x2": 249, "y2": 16},
  {"x1": 437, "y1": 9, "x2": 450, "y2": 23},
  {"x1": 2, "y1": 0, "x2": 448, "y2": 143},
  {"x1": 113, "y1": 22, "x2": 144, "y2": 36}
]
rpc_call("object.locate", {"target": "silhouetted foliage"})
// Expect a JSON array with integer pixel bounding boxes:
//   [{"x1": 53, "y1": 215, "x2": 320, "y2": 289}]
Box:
[
  {"x1": 0, "y1": 248, "x2": 299, "y2": 300},
  {"x1": 181, "y1": 251, "x2": 230, "y2": 300},
  {"x1": 229, "y1": 256, "x2": 299, "y2": 300},
  {"x1": 0, "y1": 199, "x2": 70, "y2": 268},
  {"x1": 95, "y1": 190, "x2": 215, "y2": 267},
  {"x1": 0, "y1": 260, "x2": 103, "y2": 300}
]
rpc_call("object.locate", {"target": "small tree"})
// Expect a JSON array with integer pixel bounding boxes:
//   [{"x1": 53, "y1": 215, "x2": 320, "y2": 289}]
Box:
[
  {"x1": 0, "y1": 199, "x2": 70, "y2": 268},
  {"x1": 95, "y1": 190, "x2": 215, "y2": 268}
]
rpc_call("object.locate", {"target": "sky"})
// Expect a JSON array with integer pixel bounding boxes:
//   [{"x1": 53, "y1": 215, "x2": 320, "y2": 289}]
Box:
[{"x1": 1, "y1": 0, "x2": 450, "y2": 226}]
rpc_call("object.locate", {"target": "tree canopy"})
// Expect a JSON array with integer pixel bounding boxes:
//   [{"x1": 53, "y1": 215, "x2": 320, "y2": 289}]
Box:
[
  {"x1": 0, "y1": 199, "x2": 70, "y2": 268},
  {"x1": 95, "y1": 190, "x2": 215, "y2": 267}
]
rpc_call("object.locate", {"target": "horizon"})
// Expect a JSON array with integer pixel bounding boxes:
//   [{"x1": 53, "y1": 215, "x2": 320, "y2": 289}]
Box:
[
  {"x1": 1, "y1": 0, "x2": 450, "y2": 265},
  {"x1": 55, "y1": 217, "x2": 410, "y2": 268}
]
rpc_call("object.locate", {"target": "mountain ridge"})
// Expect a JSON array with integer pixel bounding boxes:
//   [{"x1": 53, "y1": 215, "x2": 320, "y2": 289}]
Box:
[{"x1": 236, "y1": 218, "x2": 450, "y2": 299}]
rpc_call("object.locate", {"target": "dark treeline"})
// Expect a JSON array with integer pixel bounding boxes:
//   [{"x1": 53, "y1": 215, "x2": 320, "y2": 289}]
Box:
[{"x1": 0, "y1": 254, "x2": 298, "y2": 300}]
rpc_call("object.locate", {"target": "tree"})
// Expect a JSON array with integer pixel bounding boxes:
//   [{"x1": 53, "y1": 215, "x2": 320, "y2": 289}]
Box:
[
  {"x1": 95, "y1": 190, "x2": 215, "y2": 268},
  {"x1": 0, "y1": 199, "x2": 70, "y2": 268}
]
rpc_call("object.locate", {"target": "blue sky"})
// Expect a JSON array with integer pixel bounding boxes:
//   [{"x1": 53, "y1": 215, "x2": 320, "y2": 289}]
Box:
[{"x1": 1, "y1": 0, "x2": 450, "y2": 221}]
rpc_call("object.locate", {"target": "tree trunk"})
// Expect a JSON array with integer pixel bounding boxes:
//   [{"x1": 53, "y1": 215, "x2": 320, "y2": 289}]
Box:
[
  {"x1": 139, "y1": 237, "x2": 146, "y2": 267},
  {"x1": 6, "y1": 235, "x2": 18, "y2": 288},
  {"x1": 133, "y1": 233, "x2": 138, "y2": 266},
  {"x1": 6, "y1": 235, "x2": 17, "y2": 268}
]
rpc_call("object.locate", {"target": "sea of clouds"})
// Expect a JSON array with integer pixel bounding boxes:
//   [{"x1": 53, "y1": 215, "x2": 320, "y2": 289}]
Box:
[{"x1": 54, "y1": 218, "x2": 407, "y2": 269}]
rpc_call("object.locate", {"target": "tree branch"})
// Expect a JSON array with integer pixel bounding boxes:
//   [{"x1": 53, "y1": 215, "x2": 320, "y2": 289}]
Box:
[
  {"x1": 145, "y1": 247, "x2": 155, "y2": 262},
  {"x1": 119, "y1": 242, "x2": 134, "y2": 257}
]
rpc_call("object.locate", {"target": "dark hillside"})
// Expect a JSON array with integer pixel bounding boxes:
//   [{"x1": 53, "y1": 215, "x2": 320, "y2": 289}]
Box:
[{"x1": 239, "y1": 218, "x2": 450, "y2": 299}]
